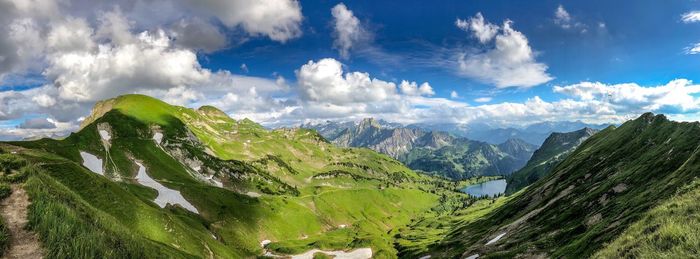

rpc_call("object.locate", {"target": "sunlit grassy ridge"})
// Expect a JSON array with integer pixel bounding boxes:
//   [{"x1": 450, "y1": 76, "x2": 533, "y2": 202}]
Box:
[{"x1": 7, "y1": 94, "x2": 470, "y2": 258}]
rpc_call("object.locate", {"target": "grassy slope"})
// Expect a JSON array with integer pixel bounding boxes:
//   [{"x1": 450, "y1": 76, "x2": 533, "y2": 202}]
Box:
[
  {"x1": 395, "y1": 182, "x2": 517, "y2": 258},
  {"x1": 429, "y1": 113, "x2": 700, "y2": 258},
  {"x1": 506, "y1": 128, "x2": 595, "y2": 194},
  {"x1": 8, "y1": 94, "x2": 460, "y2": 258},
  {"x1": 593, "y1": 179, "x2": 700, "y2": 258}
]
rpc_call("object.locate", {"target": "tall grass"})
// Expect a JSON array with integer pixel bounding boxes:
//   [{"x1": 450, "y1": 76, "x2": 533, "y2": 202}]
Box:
[
  {"x1": 593, "y1": 179, "x2": 700, "y2": 258},
  {"x1": 24, "y1": 168, "x2": 193, "y2": 259}
]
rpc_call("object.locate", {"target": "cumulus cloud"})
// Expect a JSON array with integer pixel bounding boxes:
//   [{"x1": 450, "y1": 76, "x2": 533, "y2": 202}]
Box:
[
  {"x1": 290, "y1": 58, "x2": 467, "y2": 124},
  {"x1": 456, "y1": 13, "x2": 553, "y2": 88},
  {"x1": 450, "y1": 91, "x2": 460, "y2": 99},
  {"x1": 297, "y1": 58, "x2": 398, "y2": 104},
  {"x1": 331, "y1": 3, "x2": 370, "y2": 59},
  {"x1": 456, "y1": 12, "x2": 498, "y2": 43},
  {"x1": 184, "y1": 0, "x2": 303, "y2": 42},
  {"x1": 682, "y1": 11, "x2": 700, "y2": 23},
  {"x1": 399, "y1": 81, "x2": 434, "y2": 96},
  {"x1": 0, "y1": 0, "x2": 302, "y2": 138},
  {"x1": 46, "y1": 28, "x2": 210, "y2": 102}
]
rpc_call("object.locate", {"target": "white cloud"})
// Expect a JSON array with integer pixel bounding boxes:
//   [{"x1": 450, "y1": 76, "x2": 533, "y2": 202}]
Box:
[
  {"x1": 240, "y1": 63, "x2": 249, "y2": 73},
  {"x1": 32, "y1": 94, "x2": 56, "y2": 107},
  {"x1": 456, "y1": 13, "x2": 553, "y2": 88},
  {"x1": 0, "y1": 3, "x2": 298, "y2": 138},
  {"x1": 682, "y1": 11, "x2": 700, "y2": 23},
  {"x1": 331, "y1": 3, "x2": 370, "y2": 59},
  {"x1": 296, "y1": 58, "x2": 399, "y2": 104},
  {"x1": 474, "y1": 97, "x2": 492, "y2": 103},
  {"x1": 185, "y1": 0, "x2": 303, "y2": 42},
  {"x1": 289, "y1": 58, "x2": 468, "y2": 124},
  {"x1": 456, "y1": 12, "x2": 498, "y2": 43},
  {"x1": 554, "y1": 5, "x2": 572, "y2": 29},
  {"x1": 450, "y1": 91, "x2": 460, "y2": 99},
  {"x1": 554, "y1": 79, "x2": 700, "y2": 113},
  {"x1": 46, "y1": 27, "x2": 210, "y2": 102},
  {"x1": 399, "y1": 81, "x2": 434, "y2": 96},
  {"x1": 685, "y1": 43, "x2": 700, "y2": 55},
  {"x1": 553, "y1": 5, "x2": 589, "y2": 33},
  {"x1": 47, "y1": 18, "x2": 95, "y2": 53}
]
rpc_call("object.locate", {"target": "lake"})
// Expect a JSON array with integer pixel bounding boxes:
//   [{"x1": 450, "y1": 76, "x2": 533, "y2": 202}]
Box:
[{"x1": 461, "y1": 179, "x2": 507, "y2": 198}]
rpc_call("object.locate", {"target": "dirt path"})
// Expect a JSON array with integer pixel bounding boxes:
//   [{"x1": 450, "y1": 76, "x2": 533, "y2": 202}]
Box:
[{"x1": 0, "y1": 184, "x2": 42, "y2": 259}]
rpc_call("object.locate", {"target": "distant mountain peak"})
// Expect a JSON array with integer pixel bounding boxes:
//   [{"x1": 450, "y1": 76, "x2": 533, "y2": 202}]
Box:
[{"x1": 357, "y1": 117, "x2": 381, "y2": 130}]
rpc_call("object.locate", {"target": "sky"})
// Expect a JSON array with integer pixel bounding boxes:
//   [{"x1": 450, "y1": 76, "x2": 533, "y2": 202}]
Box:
[{"x1": 1, "y1": 0, "x2": 700, "y2": 139}]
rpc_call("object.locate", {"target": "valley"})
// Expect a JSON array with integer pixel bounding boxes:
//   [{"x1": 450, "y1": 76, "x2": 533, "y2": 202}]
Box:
[
  {"x1": 303, "y1": 118, "x2": 538, "y2": 180},
  {"x1": 0, "y1": 95, "x2": 697, "y2": 258}
]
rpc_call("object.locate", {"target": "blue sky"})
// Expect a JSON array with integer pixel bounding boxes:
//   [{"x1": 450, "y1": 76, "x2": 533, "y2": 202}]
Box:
[
  {"x1": 210, "y1": 0, "x2": 700, "y2": 103},
  {"x1": 1, "y1": 0, "x2": 700, "y2": 139}
]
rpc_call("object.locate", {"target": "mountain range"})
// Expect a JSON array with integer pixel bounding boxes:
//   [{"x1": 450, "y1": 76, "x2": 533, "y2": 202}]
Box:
[
  {"x1": 0, "y1": 95, "x2": 698, "y2": 258},
  {"x1": 303, "y1": 118, "x2": 538, "y2": 179},
  {"x1": 307, "y1": 119, "x2": 611, "y2": 146}
]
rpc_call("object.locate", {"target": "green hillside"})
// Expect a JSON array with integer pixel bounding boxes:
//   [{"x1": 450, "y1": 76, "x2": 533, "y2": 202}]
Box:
[
  {"x1": 4, "y1": 94, "x2": 474, "y2": 258},
  {"x1": 425, "y1": 113, "x2": 700, "y2": 258},
  {"x1": 506, "y1": 127, "x2": 597, "y2": 194},
  {"x1": 3, "y1": 95, "x2": 697, "y2": 258},
  {"x1": 593, "y1": 178, "x2": 700, "y2": 258}
]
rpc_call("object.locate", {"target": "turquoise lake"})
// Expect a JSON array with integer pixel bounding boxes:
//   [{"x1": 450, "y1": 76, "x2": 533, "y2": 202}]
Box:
[{"x1": 461, "y1": 179, "x2": 507, "y2": 198}]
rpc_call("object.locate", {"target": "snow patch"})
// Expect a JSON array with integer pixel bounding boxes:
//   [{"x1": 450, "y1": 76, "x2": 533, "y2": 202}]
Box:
[
  {"x1": 98, "y1": 130, "x2": 111, "y2": 141},
  {"x1": 153, "y1": 132, "x2": 163, "y2": 144},
  {"x1": 80, "y1": 151, "x2": 103, "y2": 175},
  {"x1": 134, "y1": 161, "x2": 199, "y2": 214},
  {"x1": 485, "y1": 232, "x2": 506, "y2": 245},
  {"x1": 289, "y1": 248, "x2": 372, "y2": 259},
  {"x1": 245, "y1": 192, "x2": 261, "y2": 198},
  {"x1": 260, "y1": 240, "x2": 271, "y2": 247}
]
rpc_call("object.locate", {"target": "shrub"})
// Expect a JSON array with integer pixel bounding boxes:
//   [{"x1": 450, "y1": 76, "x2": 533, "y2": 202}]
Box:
[
  {"x1": 0, "y1": 183, "x2": 11, "y2": 199},
  {"x1": 0, "y1": 154, "x2": 26, "y2": 174}
]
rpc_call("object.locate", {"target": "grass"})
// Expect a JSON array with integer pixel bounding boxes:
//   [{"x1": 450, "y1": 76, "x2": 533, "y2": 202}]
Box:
[
  {"x1": 593, "y1": 178, "x2": 700, "y2": 258},
  {"x1": 427, "y1": 113, "x2": 700, "y2": 258},
  {"x1": 0, "y1": 151, "x2": 26, "y2": 256},
  {"x1": 24, "y1": 167, "x2": 195, "y2": 259},
  {"x1": 395, "y1": 191, "x2": 516, "y2": 258},
  {"x1": 3, "y1": 94, "x2": 466, "y2": 258}
]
